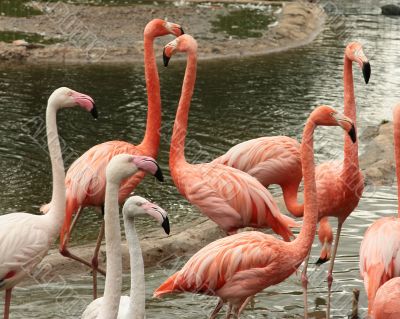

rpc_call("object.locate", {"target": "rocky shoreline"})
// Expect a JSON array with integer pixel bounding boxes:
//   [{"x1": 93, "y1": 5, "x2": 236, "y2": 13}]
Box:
[
  {"x1": 360, "y1": 121, "x2": 396, "y2": 186},
  {"x1": 0, "y1": 0, "x2": 326, "y2": 64}
]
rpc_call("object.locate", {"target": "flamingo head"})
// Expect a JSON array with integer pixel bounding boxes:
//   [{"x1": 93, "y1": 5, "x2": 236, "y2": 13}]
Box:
[
  {"x1": 106, "y1": 154, "x2": 164, "y2": 185},
  {"x1": 163, "y1": 34, "x2": 197, "y2": 67},
  {"x1": 310, "y1": 105, "x2": 356, "y2": 143},
  {"x1": 123, "y1": 196, "x2": 170, "y2": 235},
  {"x1": 144, "y1": 19, "x2": 184, "y2": 38},
  {"x1": 345, "y1": 42, "x2": 371, "y2": 84},
  {"x1": 49, "y1": 87, "x2": 97, "y2": 118}
]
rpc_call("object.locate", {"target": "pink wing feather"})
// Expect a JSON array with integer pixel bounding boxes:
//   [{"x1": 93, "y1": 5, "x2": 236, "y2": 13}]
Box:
[
  {"x1": 176, "y1": 162, "x2": 298, "y2": 240},
  {"x1": 154, "y1": 231, "x2": 280, "y2": 298},
  {"x1": 360, "y1": 217, "x2": 400, "y2": 312}
]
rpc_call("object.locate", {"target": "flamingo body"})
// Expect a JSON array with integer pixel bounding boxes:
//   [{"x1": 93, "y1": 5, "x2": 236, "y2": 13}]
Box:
[
  {"x1": 315, "y1": 161, "x2": 364, "y2": 222},
  {"x1": 372, "y1": 277, "x2": 400, "y2": 319},
  {"x1": 155, "y1": 231, "x2": 298, "y2": 303},
  {"x1": 213, "y1": 136, "x2": 302, "y2": 188},
  {"x1": 174, "y1": 161, "x2": 298, "y2": 239},
  {"x1": 55, "y1": 140, "x2": 146, "y2": 241},
  {"x1": 0, "y1": 213, "x2": 52, "y2": 290},
  {"x1": 82, "y1": 296, "x2": 130, "y2": 319},
  {"x1": 360, "y1": 217, "x2": 400, "y2": 311}
]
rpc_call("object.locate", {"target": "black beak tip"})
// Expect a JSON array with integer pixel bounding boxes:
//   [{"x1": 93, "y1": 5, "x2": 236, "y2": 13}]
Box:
[
  {"x1": 162, "y1": 217, "x2": 170, "y2": 235},
  {"x1": 348, "y1": 125, "x2": 357, "y2": 143},
  {"x1": 362, "y1": 61, "x2": 371, "y2": 84},
  {"x1": 154, "y1": 166, "x2": 164, "y2": 182},
  {"x1": 180, "y1": 27, "x2": 185, "y2": 35},
  {"x1": 90, "y1": 105, "x2": 98, "y2": 119},
  {"x1": 316, "y1": 257, "x2": 329, "y2": 266},
  {"x1": 163, "y1": 49, "x2": 170, "y2": 67}
]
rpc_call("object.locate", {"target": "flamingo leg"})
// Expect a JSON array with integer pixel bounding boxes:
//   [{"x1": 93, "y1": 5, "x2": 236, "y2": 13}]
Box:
[
  {"x1": 237, "y1": 296, "x2": 253, "y2": 315},
  {"x1": 91, "y1": 220, "x2": 105, "y2": 300},
  {"x1": 225, "y1": 303, "x2": 232, "y2": 319},
  {"x1": 4, "y1": 288, "x2": 11, "y2": 319},
  {"x1": 302, "y1": 250, "x2": 311, "y2": 319},
  {"x1": 209, "y1": 298, "x2": 224, "y2": 319},
  {"x1": 59, "y1": 207, "x2": 106, "y2": 276},
  {"x1": 326, "y1": 220, "x2": 343, "y2": 318}
]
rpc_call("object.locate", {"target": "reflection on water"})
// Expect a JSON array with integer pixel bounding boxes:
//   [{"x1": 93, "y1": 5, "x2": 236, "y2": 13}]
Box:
[{"x1": 0, "y1": 0, "x2": 400, "y2": 317}]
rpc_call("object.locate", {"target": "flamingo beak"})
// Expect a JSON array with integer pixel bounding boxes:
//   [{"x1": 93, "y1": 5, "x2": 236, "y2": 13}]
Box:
[
  {"x1": 162, "y1": 216, "x2": 170, "y2": 235},
  {"x1": 362, "y1": 61, "x2": 371, "y2": 84},
  {"x1": 179, "y1": 27, "x2": 185, "y2": 35},
  {"x1": 154, "y1": 164, "x2": 164, "y2": 182},
  {"x1": 332, "y1": 113, "x2": 357, "y2": 143},
  {"x1": 348, "y1": 124, "x2": 356, "y2": 143},
  {"x1": 163, "y1": 48, "x2": 170, "y2": 67},
  {"x1": 90, "y1": 104, "x2": 98, "y2": 119}
]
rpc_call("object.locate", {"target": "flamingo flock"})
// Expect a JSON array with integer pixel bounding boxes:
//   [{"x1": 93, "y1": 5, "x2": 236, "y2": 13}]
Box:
[{"x1": 0, "y1": 17, "x2": 399, "y2": 319}]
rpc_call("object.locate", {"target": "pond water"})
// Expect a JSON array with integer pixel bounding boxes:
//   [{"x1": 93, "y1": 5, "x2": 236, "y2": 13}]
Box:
[{"x1": 0, "y1": 0, "x2": 400, "y2": 317}]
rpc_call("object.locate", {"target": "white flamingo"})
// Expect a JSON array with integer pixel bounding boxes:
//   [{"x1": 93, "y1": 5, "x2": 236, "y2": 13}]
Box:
[
  {"x1": 81, "y1": 154, "x2": 169, "y2": 319},
  {"x1": 0, "y1": 87, "x2": 97, "y2": 319}
]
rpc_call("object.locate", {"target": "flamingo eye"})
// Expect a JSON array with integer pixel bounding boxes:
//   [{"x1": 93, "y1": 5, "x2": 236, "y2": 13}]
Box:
[{"x1": 136, "y1": 202, "x2": 143, "y2": 207}]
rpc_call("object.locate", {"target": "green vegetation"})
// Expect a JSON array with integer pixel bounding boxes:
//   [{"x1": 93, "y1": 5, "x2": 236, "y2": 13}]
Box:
[
  {"x1": 211, "y1": 7, "x2": 276, "y2": 39},
  {"x1": 0, "y1": 0, "x2": 42, "y2": 17},
  {"x1": 0, "y1": 31, "x2": 61, "y2": 45}
]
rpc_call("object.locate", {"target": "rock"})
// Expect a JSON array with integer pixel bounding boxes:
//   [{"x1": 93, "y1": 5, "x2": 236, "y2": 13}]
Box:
[
  {"x1": 381, "y1": 4, "x2": 400, "y2": 16},
  {"x1": 360, "y1": 122, "x2": 396, "y2": 185}
]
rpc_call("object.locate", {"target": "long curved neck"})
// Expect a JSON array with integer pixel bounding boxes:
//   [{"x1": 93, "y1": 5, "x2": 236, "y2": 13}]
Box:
[
  {"x1": 139, "y1": 34, "x2": 161, "y2": 156},
  {"x1": 282, "y1": 183, "x2": 304, "y2": 217},
  {"x1": 169, "y1": 52, "x2": 197, "y2": 171},
  {"x1": 289, "y1": 120, "x2": 318, "y2": 258},
  {"x1": 123, "y1": 213, "x2": 146, "y2": 318},
  {"x1": 45, "y1": 103, "x2": 66, "y2": 235},
  {"x1": 394, "y1": 107, "x2": 400, "y2": 217},
  {"x1": 343, "y1": 56, "x2": 359, "y2": 174},
  {"x1": 100, "y1": 181, "x2": 123, "y2": 319}
]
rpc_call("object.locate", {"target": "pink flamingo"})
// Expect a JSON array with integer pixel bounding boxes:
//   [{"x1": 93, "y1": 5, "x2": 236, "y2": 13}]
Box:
[
  {"x1": 371, "y1": 277, "x2": 400, "y2": 319},
  {"x1": 154, "y1": 103, "x2": 357, "y2": 318},
  {"x1": 40, "y1": 19, "x2": 183, "y2": 299},
  {"x1": 310, "y1": 42, "x2": 369, "y2": 318},
  {"x1": 0, "y1": 87, "x2": 96, "y2": 319},
  {"x1": 359, "y1": 103, "x2": 400, "y2": 315},
  {"x1": 164, "y1": 34, "x2": 298, "y2": 241}
]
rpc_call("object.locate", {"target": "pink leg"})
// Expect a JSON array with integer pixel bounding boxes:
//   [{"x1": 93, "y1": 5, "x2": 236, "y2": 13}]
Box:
[
  {"x1": 237, "y1": 296, "x2": 253, "y2": 315},
  {"x1": 4, "y1": 289, "x2": 11, "y2": 319},
  {"x1": 209, "y1": 298, "x2": 224, "y2": 319},
  {"x1": 326, "y1": 221, "x2": 343, "y2": 318},
  {"x1": 302, "y1": 251, "x2": 311, "y2": 319},
  {"x1": 59, "y1": 208, "x2": 106, "y2": 275},
  {"x1": 91, "y1": 220, "x2": 105, "y2": 300},
  {"x1": 225, "y1": 303, "x2": 232, "y2": 319}
]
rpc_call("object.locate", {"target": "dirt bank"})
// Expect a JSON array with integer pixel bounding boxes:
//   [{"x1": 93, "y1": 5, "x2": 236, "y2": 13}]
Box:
[{"x1": 0, "y1": 0, "x2": 326, "y2": 64}]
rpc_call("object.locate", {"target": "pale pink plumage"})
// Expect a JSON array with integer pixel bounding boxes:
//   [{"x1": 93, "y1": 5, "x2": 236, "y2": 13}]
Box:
[{"x1": 372, "y1": 277, "x2": 400, "y2": 319}]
